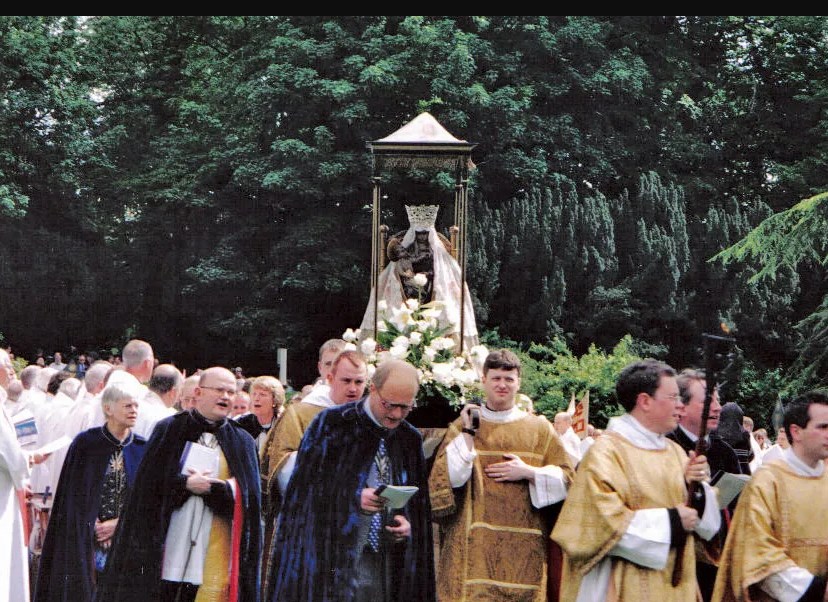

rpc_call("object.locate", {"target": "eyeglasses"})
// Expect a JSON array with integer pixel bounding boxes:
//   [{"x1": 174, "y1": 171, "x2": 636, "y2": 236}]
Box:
[
  {"x1": 200, "y1": 385, "x2": 236, "y2": 397},
  {"x1": 653, "y1": 393, "x2": 681, "y2": 402},
  {"x1": 376, "y1": 390, "x2": 417, "y2": 414}
]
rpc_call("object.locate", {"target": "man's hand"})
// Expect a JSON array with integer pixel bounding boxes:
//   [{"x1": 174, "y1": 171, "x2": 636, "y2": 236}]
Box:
[
  {"x1": 485, "y1": 453, "x2": 534, "y2": 482},
  {"x1": 676, "y1": 503, "x2": 699, "y2": 531},
  {"x1": 360, "y1": 487, "x2": 387, "y2": 513},
  {"x1": 29, "y1": 452, "x2": 50, "y2": 466},
  {"x1": 385, "y1": 515, "x2": 411, "y2": 542},
  {"x1": 95, "y1": 518, "x2": 118, "y2": 543},
  {"x1": 185, "y1": 469, "x2": 214, "y2": 495},
  {"x1": 684, "y1": 451, "x2": 711, "y2": 484}
]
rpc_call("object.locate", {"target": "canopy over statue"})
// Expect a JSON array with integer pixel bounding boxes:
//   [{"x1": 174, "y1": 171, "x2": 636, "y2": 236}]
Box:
[
  {"x1": 364, "y1": 112, "x2": 477, "y2": 352},
  {"x1": 360, "y1": 204, "x2": 479, "y2": 350}
]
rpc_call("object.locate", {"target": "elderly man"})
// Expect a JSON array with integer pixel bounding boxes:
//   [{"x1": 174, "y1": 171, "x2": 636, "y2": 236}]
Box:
[
  {"x1": 95, "y1": 367, "x2": 261, "y2": 602},
  {"x1": 103, "y1": 340, "x2": 169, "y2": 439},
  {"x1": 552, "y1": 359, "x2": 721, "y2": 601},
  {"x1": 713, "y1": 391, "x2": 828, "y2": 601},
  {"x1": 430, "y1": 349, "x2": 573, "y2": 602},
  {"x1": 667, "y1": 368, "x2": 742, "y2": 600},
  {"x1": 267, "y1": 359, "x2": 434, "y2": 602}
]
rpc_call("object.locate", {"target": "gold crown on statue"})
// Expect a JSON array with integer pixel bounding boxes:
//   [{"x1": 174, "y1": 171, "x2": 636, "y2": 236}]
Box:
[{"x1": 405, "y1": 205, "x2": 439, "y2": 230}]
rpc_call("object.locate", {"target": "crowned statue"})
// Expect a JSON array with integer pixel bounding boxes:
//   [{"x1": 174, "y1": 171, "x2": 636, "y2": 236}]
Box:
[{"x1": 360, "y1": 204, "x2": 479, "y2": 350}]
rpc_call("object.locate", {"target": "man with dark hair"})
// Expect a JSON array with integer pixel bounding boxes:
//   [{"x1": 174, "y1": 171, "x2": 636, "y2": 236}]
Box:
[
  {"x1": 268, "y1": 359, "x2": 434, "y2": 602},
  {"x1": 429, "y1": 349, "x2": 573, "y2": 601},
  {"x1": 713, "y1": 391, "x2": 828, "y2": 601},
  {"x1": 667, "y1": 368, "x2": 742, "y2": 600},
  {"x1": 552, "y1": 359, "x2": 720, "y2": 601},
  {"x1": 147, "y1": 364, "x2": 184, "y2": 411}
]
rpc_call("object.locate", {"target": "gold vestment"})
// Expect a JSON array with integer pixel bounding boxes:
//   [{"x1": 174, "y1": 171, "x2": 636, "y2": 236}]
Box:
[
  {"x1": 551, "y1": 432, "x2": 698, "y2": 602},
  {"x1": 712, "y1": 460, "x2": 828, "y2": 602},
  {"x1": 430, "y1": 414, "x2": 573, "y2": 602}
]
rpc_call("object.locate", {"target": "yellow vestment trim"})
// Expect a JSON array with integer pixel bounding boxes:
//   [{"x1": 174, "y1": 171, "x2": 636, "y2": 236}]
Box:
[{"x1": 470, "y1": 521, "x2": 543, "y2": 536}]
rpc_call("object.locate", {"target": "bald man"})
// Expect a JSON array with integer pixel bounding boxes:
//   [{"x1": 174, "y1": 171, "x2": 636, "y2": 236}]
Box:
[
  {"x1": 97, "y1": 367, "x2": 262, "y2": 602},
  {"x1": 268, "y1": 359, "x2": 434, "y2": 602}
]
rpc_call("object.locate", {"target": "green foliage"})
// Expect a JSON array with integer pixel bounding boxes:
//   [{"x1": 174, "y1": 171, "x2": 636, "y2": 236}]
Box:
[
  {"x1": 482, "y1": 330, "x2": 645, "y2": 427},
  {"x1": 1, "y1": 15, "x2": 828, "y2": 389}
]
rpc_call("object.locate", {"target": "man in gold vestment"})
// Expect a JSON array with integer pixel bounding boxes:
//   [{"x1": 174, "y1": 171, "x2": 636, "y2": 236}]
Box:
[
  {"x1": 712, "y1": 391, "x2": 828, "y2": 602},
  {"x1": 429, "y1": 349, "x2": 575, "y2": 602},
  {"x1": 551, "y1": 359, "x2": 720, "y2": 601},
  {"x1": 261, "y1": 349, "x2": 367, "y2": 498}
]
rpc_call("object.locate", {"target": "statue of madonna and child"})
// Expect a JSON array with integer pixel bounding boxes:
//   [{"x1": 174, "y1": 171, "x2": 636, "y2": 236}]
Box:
[{"x1": 360, "y1": 204, "x2": 479, "y2": 351}]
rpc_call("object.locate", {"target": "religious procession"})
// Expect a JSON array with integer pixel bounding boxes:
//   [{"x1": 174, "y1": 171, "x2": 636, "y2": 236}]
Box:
[{"x1": 3, "y1": 15, "x2": 828, "y2": 602}]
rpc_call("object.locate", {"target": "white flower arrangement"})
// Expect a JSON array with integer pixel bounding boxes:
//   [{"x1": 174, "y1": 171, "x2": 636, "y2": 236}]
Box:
[{"x1": 345, "y1": 299, "x2": 487, "y2": 409}]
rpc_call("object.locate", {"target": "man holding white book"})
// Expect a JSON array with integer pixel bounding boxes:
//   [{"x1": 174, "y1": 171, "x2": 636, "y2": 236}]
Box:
[
  {"x1": 267, "y1": 359, "x2": 434, "y2": 602},
  {"x1": 96, "y1": 366, "x2": 261, "y2": 602}
]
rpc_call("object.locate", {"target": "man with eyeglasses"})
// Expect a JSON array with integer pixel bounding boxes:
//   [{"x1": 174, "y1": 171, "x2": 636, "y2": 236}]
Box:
[
  {"x1": 552, "y1": 359, "x2": 720, "y2": 601},
  {"x1": 667, "y1": 369, "x2": 742, "y2": 601},
  {"x1": 96, "y1": 367, "x2": 262, "y2": 602},
  {"x1": 267, "y1": 359, "x2": 435, "y2": 602},
  {"x1": 429, "y1": 348, "x2": 574, "y2": 602}
]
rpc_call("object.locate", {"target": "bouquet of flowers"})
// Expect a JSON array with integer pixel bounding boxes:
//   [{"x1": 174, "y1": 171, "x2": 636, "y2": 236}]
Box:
[{"x1": 343, "y1": 287, "x2": 488, "y2": 409}]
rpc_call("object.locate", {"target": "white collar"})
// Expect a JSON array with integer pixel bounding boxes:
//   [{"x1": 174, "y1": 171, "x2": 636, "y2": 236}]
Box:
[
  {"x1": 301, "y1": 383, "x2": 333, "y2": 408},
  {"x1": 607, "y1": 414, "x2": 668, "y2": 450},
  {"x1": 782, "y1": 447, "x2": 825, "y2": 477},
  {"x1": 481, "y1": 404, "x2": 526, "y2": 424}
]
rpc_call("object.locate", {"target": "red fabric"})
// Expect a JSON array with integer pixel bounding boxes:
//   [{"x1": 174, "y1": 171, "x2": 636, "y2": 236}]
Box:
[
  {"x1": 17, "y1": 489, "x2": 30, "y2": 542},
  {"x1": 547, "y1": 539, "x2": 563, "y2": 602},
  {"x1": 227, "y1": 481, "x2": 243, "y2": 602}
]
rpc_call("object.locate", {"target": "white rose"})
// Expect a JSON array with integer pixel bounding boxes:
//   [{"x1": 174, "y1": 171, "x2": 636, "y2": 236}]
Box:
[
  {"x1": 392, "y1": 335, "x2": 410, "y2": 349},
  {"x1": 416, "y1": 320, "x2": 431, "y2": 332},
  {"x1": 411, "y1": 272, "x2": 429, "y2": 288},
  {"x1": 342, "y1": 328, "x2": 358, "y2": 342},
  {"x1": 343, "y1": 342, "x2": 357, "y2": 351},
  {"x1": 389, "y1": 345, "x2": 409, "y2": 359},
  {"x1": 409, "y1": 331, "x2": 423, "y2": 345},
  {"x1": 431, "y1": 362, "x2": 454, "y2": 386},
  {"x1": 424, "y1": 347, "x2": 437, "y2": 362},
  {"x1": 377, "y1": 299, "x2": 388, "y2": 312},
  {"x1": 360, "y1": 338, "x2": 377, "y2": 355},
  {"x1": 405, "y1": 298, "x2": 419, "y2": 311}
]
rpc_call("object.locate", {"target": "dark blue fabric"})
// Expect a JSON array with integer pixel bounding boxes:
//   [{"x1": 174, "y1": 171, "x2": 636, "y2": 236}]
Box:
[
  {"x1": 94, "y1": 410, "x2": 262, "y2": 602},
  {"x1": 35, "y1": 427, "x2": 147, "y2": 602},
  {"x1": 267, "y1": 400, "x2": 435, "y2": 602}
]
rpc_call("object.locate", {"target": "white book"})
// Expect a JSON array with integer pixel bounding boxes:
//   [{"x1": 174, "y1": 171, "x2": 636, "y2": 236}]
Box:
[
  {"x1": 376, "y1": 484, "x2": 419, "y2": 509},
  {"x1": 35, "y1": 435, "x2": 73, "y2": 457},
  {"x1": 12, "y1": 409, "x2": 37, "y2": 447},
  {"x1": 714, "y1": 472, "x2": 750, "y2": 508},
  {"x1": 180, "y1": 441, "x2": 220, "y2": 477}
]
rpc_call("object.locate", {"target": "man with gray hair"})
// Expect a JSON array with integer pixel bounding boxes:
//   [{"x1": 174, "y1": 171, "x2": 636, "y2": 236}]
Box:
[
  {"x1": 268, "y1": 359, "x2": 435, "y2": 602},
  {"x1": 5, "y1": 365, "x2": 41, "y2": 417},
  {"x1": 66, "y1": 360, "x2": 114, "y2": 438}
]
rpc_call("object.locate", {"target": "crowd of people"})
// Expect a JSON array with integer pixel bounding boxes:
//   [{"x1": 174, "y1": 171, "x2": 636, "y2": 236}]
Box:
[{"x1": 0, "y1": 337, "x2": 826, "y2": 602}]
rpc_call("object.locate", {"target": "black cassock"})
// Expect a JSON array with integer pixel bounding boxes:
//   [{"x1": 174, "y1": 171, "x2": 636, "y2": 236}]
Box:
[
  {"x1": 267, "y1": 400, "x2": 435, "y2": 602},
  {"x1": 94, "y1": 410, "x2": 261, "y2": 602},
  {"x1": 35, "y1": 426, "x2": 147, "y2": 602}
]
